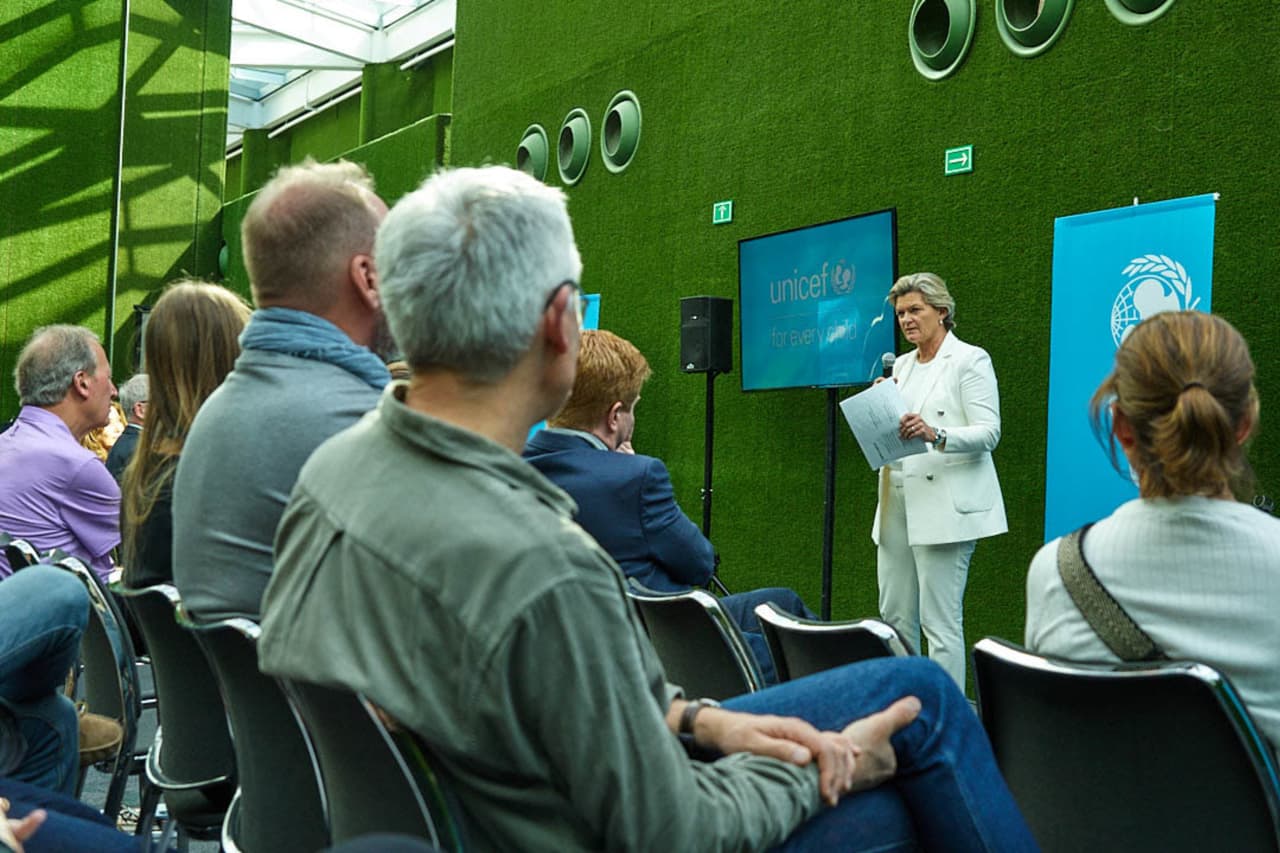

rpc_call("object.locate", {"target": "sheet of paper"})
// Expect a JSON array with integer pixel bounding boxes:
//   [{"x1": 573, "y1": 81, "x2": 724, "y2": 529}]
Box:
[{"x1": 839, "y1": 380, "x2": 929, "y2": 470}]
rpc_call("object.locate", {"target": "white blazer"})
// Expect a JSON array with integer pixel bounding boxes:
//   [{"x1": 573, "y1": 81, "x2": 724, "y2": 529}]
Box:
[{"x1": 871, "y1": 331, "x2": 1008, "y2": 547}]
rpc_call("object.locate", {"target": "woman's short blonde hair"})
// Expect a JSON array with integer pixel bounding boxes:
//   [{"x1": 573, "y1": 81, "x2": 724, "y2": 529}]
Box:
[{"x1": 888, "y1": 272, "x2": 956, "y2": 330}]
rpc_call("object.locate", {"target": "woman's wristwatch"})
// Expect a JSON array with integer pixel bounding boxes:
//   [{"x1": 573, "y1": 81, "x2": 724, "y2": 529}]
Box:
[{"x1": 934, "y1": 427, "x2": 947, "y2": 450}]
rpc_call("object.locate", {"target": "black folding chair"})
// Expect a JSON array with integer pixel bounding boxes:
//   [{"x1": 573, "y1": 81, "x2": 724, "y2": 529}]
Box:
[
  {"x1": 2, "y1": 536, "x2": 41, "y2": 572},
  {"x1": 115, "y1": 583, "x2": 235, "y2": 846},
  {"x1": 185, "y1": 615, "x2": 328, "y2": 853},
  {"x1": 628, "y1": 588, "x2": 762, "y2": 700},
  {"x1": 754, "y1": 601, "x2": 912, "y2": 682},
  {"x1": 282, "y1": 679, "x2": 463, "y2": 851},
  {"x1": 973, "y1": 637, "x2": 1280, "y2": 852},
  {"x1": 49, "y1": 555, "x2": 142, "y2": 823}
]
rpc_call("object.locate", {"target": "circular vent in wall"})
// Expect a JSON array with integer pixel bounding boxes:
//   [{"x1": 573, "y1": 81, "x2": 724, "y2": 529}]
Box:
[
  {"x1": 995, "y1": 0, "x2": 1075, "y2": 58},
  {"x1": 908, "y1": 0, "x2": 976, "y2": 81},
  {"x1": 600, "y1": 91, "x2": 641, "y2": 173},
  {"x1": 1104, "y1": 0, "x2": 1177, "y2": 26},
  {"x1": 516, "y1": 124, "x2": 549, "y2": 181},
  {"x1": 557, "y1": 109, "x2": 591, "y2": 186}
]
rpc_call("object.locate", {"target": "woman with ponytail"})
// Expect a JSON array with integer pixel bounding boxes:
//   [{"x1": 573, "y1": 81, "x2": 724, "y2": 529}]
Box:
[{"x1": 1025, "y1": 310, "x2": 1280, "y2": 748}]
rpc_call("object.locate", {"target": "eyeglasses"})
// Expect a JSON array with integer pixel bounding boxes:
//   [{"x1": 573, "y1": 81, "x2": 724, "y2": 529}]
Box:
[{"x1": 544, "y1": 280, "x2": 583, "y2": 324}]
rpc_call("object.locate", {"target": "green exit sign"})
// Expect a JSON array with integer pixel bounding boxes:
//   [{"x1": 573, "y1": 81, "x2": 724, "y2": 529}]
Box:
[
  {"x1": 944, "y1": 145, "x2": 973, "y2": 176},
  {"x1": 712, "y1": 200, "x2": 733, "y2": 224}
]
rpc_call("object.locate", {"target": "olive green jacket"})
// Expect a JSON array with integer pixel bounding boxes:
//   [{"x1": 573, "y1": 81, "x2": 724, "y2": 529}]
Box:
[{"x1": 259, "y1": 385, "x2": 822, "y2": 852}]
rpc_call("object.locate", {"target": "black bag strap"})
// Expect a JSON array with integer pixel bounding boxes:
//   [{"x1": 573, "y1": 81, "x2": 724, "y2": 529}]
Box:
[{"x1": 1057, "y1": 524, "x2": 1168, "y2": 662}]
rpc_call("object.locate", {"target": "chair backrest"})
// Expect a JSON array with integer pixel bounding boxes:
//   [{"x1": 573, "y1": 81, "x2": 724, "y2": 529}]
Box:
[
  {"x1": 49, "y1": 555, "x2": 141, "y2": 822},
  {"x1": 973, "y1": 637, "x2": 1280, "y2": 853},
  {"x1": 115, "y1": 584, "x2": 236, "y2": 801},
  {"x1": 754, "y1": 602, "x2": 912, "y2": 682},
  {"x1": 282, "y1": 679, "x2": 462, "y2": 851},
  {"x1": 628, "y1": 588, "x2": 762, "y2": 700},
  {"x1": 186, "y1": 616, "x2": 329, "y2": 853},
  {"x1": 3, "y1": 537, "x2": 41, "y2": 571}
]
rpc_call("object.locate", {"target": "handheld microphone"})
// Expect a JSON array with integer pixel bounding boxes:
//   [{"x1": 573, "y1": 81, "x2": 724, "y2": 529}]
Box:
[{"x1": 881, "y1": 352, "x2": 896, "y2": 378}]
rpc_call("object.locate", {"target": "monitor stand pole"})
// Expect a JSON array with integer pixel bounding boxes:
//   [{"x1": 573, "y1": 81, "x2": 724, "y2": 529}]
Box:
[{"x1": 820, "y1": 388, "x2": 839, "y2": 620}]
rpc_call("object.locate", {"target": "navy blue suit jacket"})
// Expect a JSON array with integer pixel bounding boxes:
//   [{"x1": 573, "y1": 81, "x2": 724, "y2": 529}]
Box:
[
  {"x1": 105, "y1": 423, "x2": 141, "y2": 482},
  {"x1": 523, "y1": 429, "x2": 714, "y2": 592}
]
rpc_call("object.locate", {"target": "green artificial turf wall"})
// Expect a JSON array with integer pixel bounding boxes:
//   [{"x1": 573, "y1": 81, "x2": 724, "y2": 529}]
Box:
[
  {"x1": 1, "y1": 0, "x2": 126, "y2": 418},
  {"x1": 0, "y1": 0, "x2": 231, "y2": 417},
  {"x1": 220, "y1": 114, "x2": 452, "y2": 300},
  {"x1": 447, "y1": 0, "x2": 1280, "y2": 675},
  {"x1": 111, "y1": 0, "x2": 231, "y2": 375}
]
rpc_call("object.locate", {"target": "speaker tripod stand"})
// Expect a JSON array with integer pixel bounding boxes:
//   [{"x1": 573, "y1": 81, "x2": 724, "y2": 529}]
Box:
[{"x1": 699, "y1": 368, "x2": 731, "y2": 597}]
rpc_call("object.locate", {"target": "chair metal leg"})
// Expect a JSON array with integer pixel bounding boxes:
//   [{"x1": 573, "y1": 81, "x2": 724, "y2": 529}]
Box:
[
  {"x1": 137, "y1": 778, "x2": 162, "y2": 838},
  {"x1": 152, "y1": 816, "x2": 178, "y2": 853}
]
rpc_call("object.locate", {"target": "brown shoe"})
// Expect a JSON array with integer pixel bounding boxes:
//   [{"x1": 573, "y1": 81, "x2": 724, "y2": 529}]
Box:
[{"x1": 78, "y1": 704, "x2": 123, "y2": 766}]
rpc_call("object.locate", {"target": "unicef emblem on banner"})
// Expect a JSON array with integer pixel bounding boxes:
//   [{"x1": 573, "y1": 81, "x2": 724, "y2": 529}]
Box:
[{"x1": 1109, "y1": 254, "x2": 1200, "y2": 346}]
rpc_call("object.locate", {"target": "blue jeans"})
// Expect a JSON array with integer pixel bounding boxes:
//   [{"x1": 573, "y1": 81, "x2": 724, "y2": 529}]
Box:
[
  {"x1": 718, "y1": 587, "x2": 815, "y2": 686},
  {"x1": 0, "y1": 776, "x2": 155, "y2": 852},
  {"x1": 0, "y1": 566, "x2": 89, "y2": 796},
  {"x1": 723, "y1": 656, "x2": 1037, "y2": 852}
]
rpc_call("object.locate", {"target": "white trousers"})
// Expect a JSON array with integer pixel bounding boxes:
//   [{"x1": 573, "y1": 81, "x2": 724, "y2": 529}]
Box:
[{"x1": 876, "y1": 470, "x2": 976, "y2": 690}]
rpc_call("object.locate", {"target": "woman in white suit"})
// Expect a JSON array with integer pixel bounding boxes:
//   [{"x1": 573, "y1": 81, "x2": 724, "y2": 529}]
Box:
[{"x1": 872, "y1": 272, "x2": 1007, "y2": 689}]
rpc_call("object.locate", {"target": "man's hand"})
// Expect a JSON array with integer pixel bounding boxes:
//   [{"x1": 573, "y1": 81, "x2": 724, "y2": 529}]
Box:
[
  {"x1": 694, "y1": 708, "x2": 857, "y2": 806},
  {"x1": 615, "y1": 441, "x2": 635, "y2": 455},
  {"x1": 840, "y1": 696, "x2": 921, "y2": 792},
  {"x1": 0, "y1": 797, "x2": 45, "y2": 853}
]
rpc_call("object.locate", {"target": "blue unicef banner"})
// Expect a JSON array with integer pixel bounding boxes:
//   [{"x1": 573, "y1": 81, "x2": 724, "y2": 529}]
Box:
[
  {"x1": 1044, "y1": 194, "x2": 1216, "y2": 541},
  {"x1": 738, "y1": 209, "x2": 897, "y2": 391}
]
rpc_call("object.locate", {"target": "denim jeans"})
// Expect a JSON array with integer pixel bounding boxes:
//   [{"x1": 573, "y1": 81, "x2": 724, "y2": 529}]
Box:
[
  {"x1": 718, "y1": 587, "x2": 816, "y2": 686},
  {"x1": 723, "y1": 656, "x2": 1037, "y2": 852},
  {"x1": 0, "y1": 565, "x2": 89, "y2": 796},
  {"x1": 0, "y1": 776, "x2": 153, "y2": 852}
]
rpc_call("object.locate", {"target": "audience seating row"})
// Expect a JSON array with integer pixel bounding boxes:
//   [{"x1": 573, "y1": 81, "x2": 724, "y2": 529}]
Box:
[
  {"x1": 5, "y1": 541, "x2": 463, "y2": 852},
  {"x1": 629, "y1": 587, "x2": 1280, "y2": 853},
  {"x1": 627, "y1": 588, "x2": 910, "y2": 699}
]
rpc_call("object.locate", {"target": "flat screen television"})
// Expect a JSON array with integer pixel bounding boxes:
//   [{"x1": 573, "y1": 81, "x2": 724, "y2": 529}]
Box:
[{"x1": 738, "y1": 208, "x2": 898, "y2": 391}]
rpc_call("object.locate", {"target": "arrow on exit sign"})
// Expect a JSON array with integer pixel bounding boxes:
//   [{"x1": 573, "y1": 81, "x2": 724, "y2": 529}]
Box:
[{"x1": 944, "y1": 145, "x2": 973, "y2": 176}]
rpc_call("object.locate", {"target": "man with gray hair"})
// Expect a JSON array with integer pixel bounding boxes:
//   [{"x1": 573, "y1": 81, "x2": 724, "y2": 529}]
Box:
[
  {"x1": 105, "y1": 373, "x2": 147, "y2": 482},
  {"x1": 172, "y1": 158, "x2": 393, "y2": 619},
  {"x1": 0, "y1": 325, "x2": 119, "y2": 580},
  {"x1": 258, "y1": 165, "x2": 1034, "y2": 851}
]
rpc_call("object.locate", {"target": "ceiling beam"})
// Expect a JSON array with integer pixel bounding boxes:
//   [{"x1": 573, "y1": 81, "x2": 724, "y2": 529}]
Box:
[
  {"x1": 232, "y1": 0, "x2": 375, "y2": 64},
  {"x1": 232, "y1": 31, "x2": 364, "y2": 70}
]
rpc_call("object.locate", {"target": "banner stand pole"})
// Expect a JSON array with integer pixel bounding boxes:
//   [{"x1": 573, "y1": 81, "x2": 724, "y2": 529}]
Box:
[{"x1": 821, "y1": 388, "x2": 838, "y2": 620}]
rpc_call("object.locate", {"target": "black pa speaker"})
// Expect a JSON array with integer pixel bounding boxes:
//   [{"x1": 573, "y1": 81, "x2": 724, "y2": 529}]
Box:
[{"x1": 680, "y1": 296, "x2": 733, "y2": 374}]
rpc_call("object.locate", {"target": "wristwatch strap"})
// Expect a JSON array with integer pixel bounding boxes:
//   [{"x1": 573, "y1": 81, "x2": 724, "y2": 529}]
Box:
[{"x1": 679, "y1": 698, "x2": 721, "y2": 735}]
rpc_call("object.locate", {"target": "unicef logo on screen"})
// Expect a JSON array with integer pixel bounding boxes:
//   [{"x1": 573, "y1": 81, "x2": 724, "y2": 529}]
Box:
[
  {"x1": 769, "y1": 261, "x2": 855, "y2": 303},
  {"x1": 831, "y1": 261, "x2": 855, "y2": 295},
  {"x1": 1109, "y1": 254, "x2": 1199, "y2": 347}
]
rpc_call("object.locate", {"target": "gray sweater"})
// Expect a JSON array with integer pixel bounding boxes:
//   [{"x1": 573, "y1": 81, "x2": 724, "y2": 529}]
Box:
[{"x1": 172, "y1": 348, "x2": 381, "y2": 618}]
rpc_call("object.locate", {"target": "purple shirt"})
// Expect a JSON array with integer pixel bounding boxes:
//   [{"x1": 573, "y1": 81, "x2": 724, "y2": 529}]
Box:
[{"x1": 0, "y1": 406, "x2": 120, "y2": 580}]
